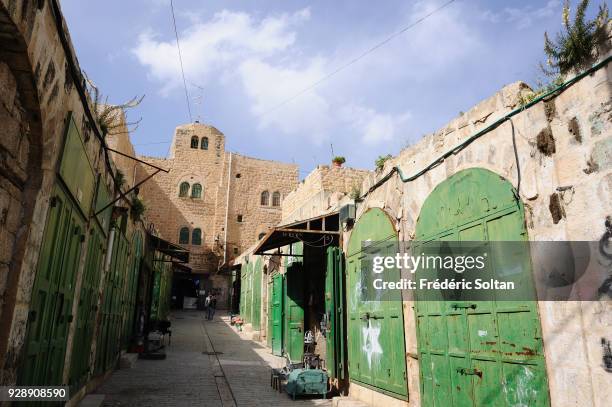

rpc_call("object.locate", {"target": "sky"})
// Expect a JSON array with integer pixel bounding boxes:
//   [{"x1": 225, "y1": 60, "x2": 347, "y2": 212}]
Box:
[{"x1": 60, "y1": 0, "x2": 607, "y2": 177}]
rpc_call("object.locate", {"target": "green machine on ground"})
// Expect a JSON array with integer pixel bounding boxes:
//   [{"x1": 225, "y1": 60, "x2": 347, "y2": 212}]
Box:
[{"x1": 285, "y1": 368, "x2": 328, "y2": 400}]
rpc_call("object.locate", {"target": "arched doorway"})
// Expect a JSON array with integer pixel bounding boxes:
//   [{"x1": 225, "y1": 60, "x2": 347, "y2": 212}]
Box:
[
  {"x1": 414, "y1": 168, "x2": 550, "y2": 406},
  {"x1": 346, "y1": 208, "x2": 407, "y2": 399},
  {"x1": 0, "y1": 4, "x2": 44, "y2": 380}
]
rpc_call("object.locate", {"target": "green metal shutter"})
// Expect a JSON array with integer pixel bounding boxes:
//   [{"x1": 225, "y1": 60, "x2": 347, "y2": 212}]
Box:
[
  {"x1": 346, "y1": 208, "x2": 408, "y2": 399},
  {"x1": 20, "y1": 184, "x2": 85, "y2": 386},
  {"x1": 414, "y1": 168, "x2": 550, "y2": 407}
]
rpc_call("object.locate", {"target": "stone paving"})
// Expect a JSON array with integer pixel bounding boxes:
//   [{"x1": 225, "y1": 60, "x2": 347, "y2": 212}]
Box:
[{"x1": 88, "y1": 310, "x2": 331, "y2": 407}]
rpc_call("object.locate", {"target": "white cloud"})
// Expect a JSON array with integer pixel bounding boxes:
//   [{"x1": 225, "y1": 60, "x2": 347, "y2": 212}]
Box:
[
  {"x1": 133, "y1": 2, "x2": 477, "y2": 148},
  {"x1": 340, "y1": 105, "x2": 411, "y2": 145},
  {"x1": 238, "y1": 57, "x2": 331, "y2": 142},
  {"x1": 479, "y1": 0, "x2": 560, "y2": 29},
  {"x1": 132, "y1": 8, "x2": 310, "y2": 93}
]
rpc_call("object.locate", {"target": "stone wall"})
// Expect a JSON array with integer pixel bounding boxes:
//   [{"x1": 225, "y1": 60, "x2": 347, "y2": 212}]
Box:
[
  {"x1": 138, "y1": 123, "x2": 299, "y2": 276},
  {"x1": 344, "y1": 60, "x2": 611, "y2": 406},
  {"x1": 0, "y1": 1, "x2": 149, "y2": 394},
  {"x1": 282, "y1": 165, "x2": 370, "y2": 223}
]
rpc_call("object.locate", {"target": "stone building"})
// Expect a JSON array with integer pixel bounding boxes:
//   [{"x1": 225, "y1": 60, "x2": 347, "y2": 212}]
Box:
[
  {"x1": 137, "y1": 122, "x2": 299, "y2": 304},
  {"x1": 237, "y1": 53, "x2": 612, "y2": 406}
]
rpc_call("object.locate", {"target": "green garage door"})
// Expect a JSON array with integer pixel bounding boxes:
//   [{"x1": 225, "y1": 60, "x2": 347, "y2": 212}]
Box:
[
  {"x1": 415, "y1": 168, "x2": 550, "y2": 407},
  {"x1": 346, "y1": 208, "x2": 407, "y2": 398}
]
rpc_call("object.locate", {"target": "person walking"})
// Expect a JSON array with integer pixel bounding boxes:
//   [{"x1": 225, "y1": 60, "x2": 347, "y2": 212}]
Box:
[{"x1": 206, "y1": 294, "x2": 217, "y2": 320}]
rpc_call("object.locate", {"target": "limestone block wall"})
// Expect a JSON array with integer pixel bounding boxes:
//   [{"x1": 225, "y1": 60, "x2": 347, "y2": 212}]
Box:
[
  {"x1": 344, "y1": 60, "x2": 611, "y2": 406},
  {"x1": 0, "y1": 0, "x2": 147, "y2": 389},
  {"x1": 282, "y1": 165, "x2": 370, "y2": 223},
  {"x1": 138, "y1": 123, "x2": 298, "y2": 275}
]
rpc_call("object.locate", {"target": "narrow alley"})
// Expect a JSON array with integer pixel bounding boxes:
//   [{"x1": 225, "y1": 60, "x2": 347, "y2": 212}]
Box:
[{"x1": 89, "y1": 312, "x2": 331, "y2": 407}]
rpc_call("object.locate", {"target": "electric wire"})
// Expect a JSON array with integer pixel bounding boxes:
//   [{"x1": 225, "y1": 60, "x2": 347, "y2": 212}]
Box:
[
  {"x1": 359, "y1": 56, "x2": 612, "y2": 201},
  {"x1": 170, "y1": 0, "x2": 193, "y2": 123},
  {"x1": 257, "y1": 0, "x2": 456, "y2": 118}
]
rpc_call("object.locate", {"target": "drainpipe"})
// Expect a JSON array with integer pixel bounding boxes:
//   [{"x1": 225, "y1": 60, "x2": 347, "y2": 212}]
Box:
[{"x1": 223, "y1": 153, "x2": 232, "y2": 266}]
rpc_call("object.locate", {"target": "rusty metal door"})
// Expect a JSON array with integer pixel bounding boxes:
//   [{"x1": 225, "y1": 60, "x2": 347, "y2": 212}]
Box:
[{"x1": 415, "y1": 168, "x2": 550, "y2": 407}]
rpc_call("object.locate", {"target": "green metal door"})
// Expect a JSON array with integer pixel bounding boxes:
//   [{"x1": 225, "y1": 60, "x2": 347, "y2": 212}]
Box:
[
  {"x1": 284, "y1": 261, "x2": 304, "y2": 363},
  {"x1": 415, "y1": 168, "x2": 550, "y2": 407},
  {"x1": 271, "y1": 273, "x2": 284, "y2": 356},
  {"x1": 244, "y1": 262, "x2": 252, "y2": 324},
  {"x1": 267, "y1": 279, "x2": 273, "y2": 347},
  {"x1": 69, "y1": 223, "x2": 105, "y2": 391},
  {"x1": 20, "y1": 184, "x2": 85, "y2": 386},
  {"x1": 122, "y1": 231, "x2": 143, "y2": 348},
  {"x1": 325, "y1": 246, "x2": 345, "y2": 380},
  {"x1": 252, "y1": 257, "x2": 262, "y2": 330},
  {"x1": 346, "y1": 208, "x2": 407, "y2": 398}
]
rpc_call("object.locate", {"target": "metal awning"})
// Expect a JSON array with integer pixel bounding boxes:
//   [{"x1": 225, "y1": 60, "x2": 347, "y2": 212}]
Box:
[
  {"x1": 147, "y1": 232, "x2": 190, "y2": 263},
  {"x1": 253, "y1": 211, "x2": 340, "y2": 255}
]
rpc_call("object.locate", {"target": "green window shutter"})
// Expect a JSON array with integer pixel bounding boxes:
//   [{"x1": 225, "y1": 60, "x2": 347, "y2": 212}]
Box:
[
  {"x1": 191, "y1": 183, "x2": 202, "y2": 198},
  {"x1": 179, "y1": 227, "x2": 189, "y2": 244},
  {"x1": 192, "y1": 228, "x2": 202, "y2": 245},
  {"x1": 179, "y1": 182, "x2": 189, "y2": 197}
]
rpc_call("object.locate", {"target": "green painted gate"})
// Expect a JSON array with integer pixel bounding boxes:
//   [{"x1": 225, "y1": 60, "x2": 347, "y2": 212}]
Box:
[
  {"x1": 270, "y1": 273, "x2": 284, "y2": 356},
  {"x1": 69, "y1": 223, "x2": 105, "y2": 391},
  {"x1": 284, "y1": 261, "x2": 304, "y2": 363},
  {"x1": 252, "y1": 257, "x2": 262, "y2": 330},
  {"x1": 244, "y1": 262, "x2": 252, "y2": 324},
  {"x1": 346, "y1": 208, "x2": 407, "y2": 398},
  {"x1": 122, "y1": 231, "x2": 143, "y2": 347},
  {"x1": 20, "y1": 184, "x2": 85, "y2": 386},
  {"x1": 414, "y1": 168, "x2": 550, "y2": 407},
  {"x1": 267, "y1": 278, "x2": 273, "y2": 347},
  {"x1": 325, "y1": 246, "x2": 345, "y2": 380},
  {"x1": 95, "y1": 226, "x2": 129, "y2": 374}
]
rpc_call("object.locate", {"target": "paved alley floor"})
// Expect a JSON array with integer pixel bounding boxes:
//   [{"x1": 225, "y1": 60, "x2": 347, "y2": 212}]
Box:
[{"x1": 90, "y1": 311, "x2": 331, "y2": 407}]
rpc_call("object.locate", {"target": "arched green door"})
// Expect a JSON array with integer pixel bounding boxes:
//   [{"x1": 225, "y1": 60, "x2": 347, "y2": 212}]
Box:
[
  {"x1": 346, "y1": 208, "x2": 407, "y2": 399},
  {"x1": 415, "y1": 168, "x2": 550, "y2": 406}
]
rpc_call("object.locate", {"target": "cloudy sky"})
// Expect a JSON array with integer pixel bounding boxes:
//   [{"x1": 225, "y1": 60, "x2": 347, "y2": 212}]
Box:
[{"x1": 61, "y1": 0, "x2": 606, "y2": 176}]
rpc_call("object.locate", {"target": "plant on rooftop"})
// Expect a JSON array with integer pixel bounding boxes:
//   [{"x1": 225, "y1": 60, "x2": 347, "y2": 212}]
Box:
[
  {"x1": 375, "y1": 154, "x2": 393, "y2": 171},
  {"x1": 332, "y1": 156, "x2": 346, "y2": 167},
  {"x1": 84, "y1": 72, "x2": 145, "y2": 137},
  {"x1": 542, "y1": 0, "x2": 609, "y2": 77}
]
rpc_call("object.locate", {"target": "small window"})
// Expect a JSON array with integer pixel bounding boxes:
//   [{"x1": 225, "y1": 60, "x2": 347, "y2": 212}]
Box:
[
  {"x1": 179, "y1": 227, "x2": 189, "y2": 244},
  {"x1": 272, "y1": 191, "x2": 281, "y2": 206},
  {"x1": 191, "y1": 183, "x2": 202, "y2": 198},
  {"x1": 235, "y1": 173, "x2": 241, "y2": 178},
  {"x1": 260, "y1": 190, "x2": 269, "y2": 206},
  {"x1": 201, "y1": 137, "x2": 209, "y2": 150},
  {"x1": 190, "y1": 136, "x2": 199, "y2": 149},
  {"x1": 237, "y1": 215, "x2": 243, "y2": 223},
  {"x1": 258, "y1": 232, "x2": 266, "y2": 240},
  {"x1": 233, "y1": 247, "x2": 239, "y2": 255},
  {"x1": 179, "y1": 182, "x2": 190, "y2": 197},
  {"x1": 192, "y1": 228, "x2": 202, "y2": 245}
]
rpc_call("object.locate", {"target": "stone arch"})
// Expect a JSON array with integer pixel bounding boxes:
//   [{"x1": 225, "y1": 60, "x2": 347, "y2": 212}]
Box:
[{"x1": 0, "y1": 3, "x2": 45, "y2": 379}]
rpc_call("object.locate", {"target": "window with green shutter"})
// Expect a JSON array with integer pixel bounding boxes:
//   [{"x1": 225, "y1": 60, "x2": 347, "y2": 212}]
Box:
[
  {"x1": 179, "y1": 182, "x2": 189, "y2": 197},
  {"x1": 179, "y1": 227, "x2": 189, "y2": 244},
  {"x1": 191, "y1": 183, "x2": 202, "y2": 198},
  {"x1": 192, "y1": 228, "x2": 202, "y2": 245}
]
